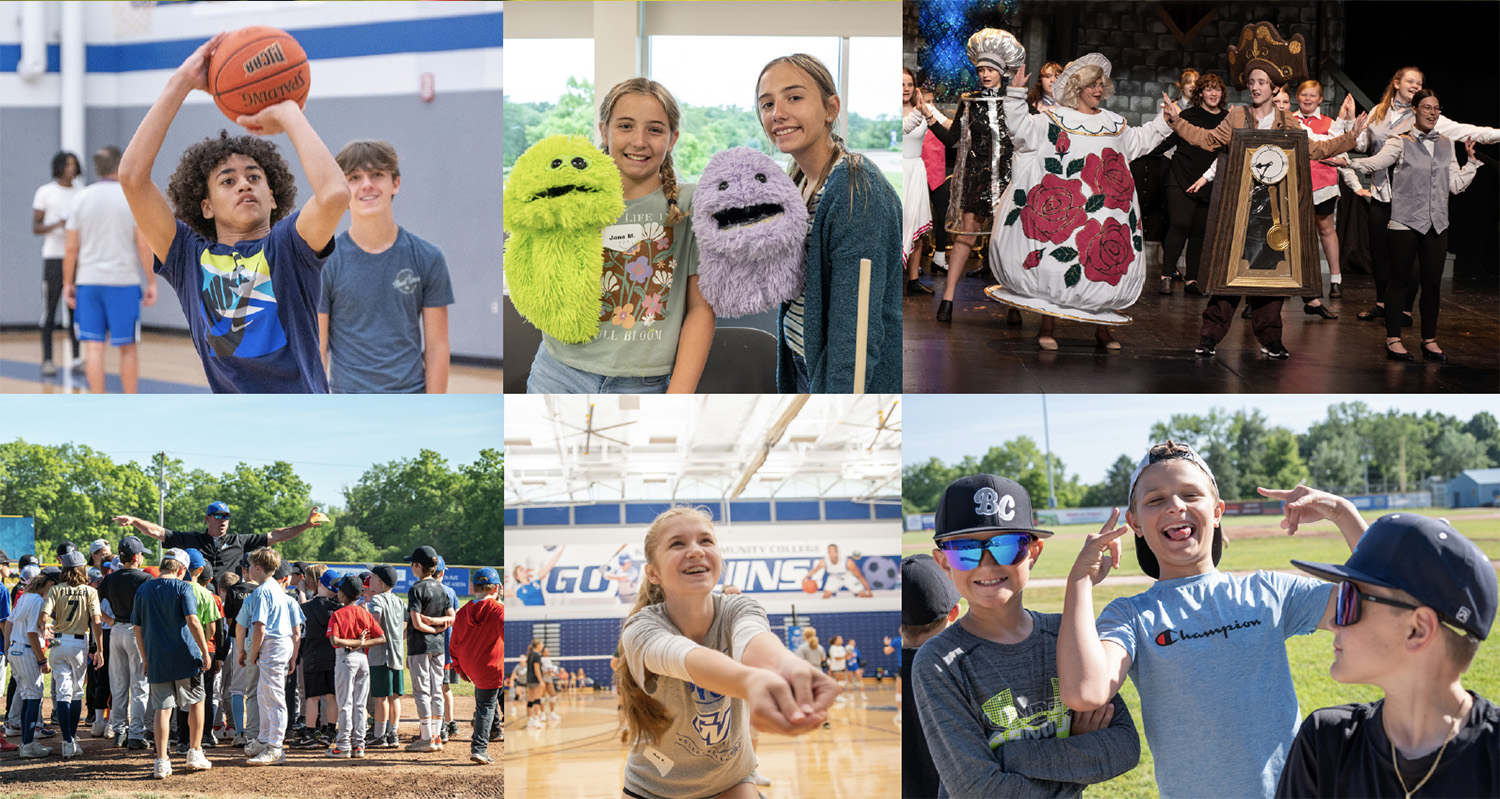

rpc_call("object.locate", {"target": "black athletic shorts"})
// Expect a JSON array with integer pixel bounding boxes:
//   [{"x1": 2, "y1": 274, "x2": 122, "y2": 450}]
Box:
[{"x1": 304, "y1": 669, "x2": 335, "y2": 698}]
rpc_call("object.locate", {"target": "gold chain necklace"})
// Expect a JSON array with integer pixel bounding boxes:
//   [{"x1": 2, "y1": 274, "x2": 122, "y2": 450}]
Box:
[{"x1": 1389, "y1": 702, "x2": 1466, "y2": 799}]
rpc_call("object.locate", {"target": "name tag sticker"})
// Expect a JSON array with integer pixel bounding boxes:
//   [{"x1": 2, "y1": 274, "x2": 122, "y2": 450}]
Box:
[
  {"x1": 603, "y1": 224, "x2": 645, "y2": 254},
  {"x1": 643, "y1": 746, "x2": 675, "y2": 776}
]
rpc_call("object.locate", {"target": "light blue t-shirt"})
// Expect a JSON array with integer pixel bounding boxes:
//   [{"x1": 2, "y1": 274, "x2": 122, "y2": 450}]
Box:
[
  {"x1": 1096, "y1": 570, "x2": 1333, "y2": 799},
  {"x1": 236, "y1": 580, "x2": 306, "y2": 639}
]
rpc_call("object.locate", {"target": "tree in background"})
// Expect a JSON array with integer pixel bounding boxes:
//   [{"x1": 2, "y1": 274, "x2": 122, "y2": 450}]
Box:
[{"x1": 1080, "y1": 454, "x2": 1135, "y2": 508}]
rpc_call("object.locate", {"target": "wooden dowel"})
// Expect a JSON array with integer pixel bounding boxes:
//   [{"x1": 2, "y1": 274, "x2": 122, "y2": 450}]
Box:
[{"x1": 853, "y1": 257, "x2": 871, "y2": 394}]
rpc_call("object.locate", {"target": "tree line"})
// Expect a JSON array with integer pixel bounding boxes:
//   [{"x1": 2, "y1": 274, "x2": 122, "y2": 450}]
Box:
[
  {"x1": 903, "y1": 404, "x2": 1499, "y2": 514},
  {"x1": 0, "y1": 441, "x2": 503, "y2": 568},
  {"x1": 504, "y1": 77, "x2": 898, "y2": 180}
]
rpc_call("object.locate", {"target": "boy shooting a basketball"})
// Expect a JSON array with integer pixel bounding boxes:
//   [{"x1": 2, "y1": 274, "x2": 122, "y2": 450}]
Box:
[{"x1": 119, "y1": 32, "x2": 350, "y2": 393}]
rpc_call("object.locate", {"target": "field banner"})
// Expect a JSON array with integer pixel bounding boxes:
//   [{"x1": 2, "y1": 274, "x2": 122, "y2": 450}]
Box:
[{"x1": 0, "y1": 516, "x2": 35, "y2": 559}]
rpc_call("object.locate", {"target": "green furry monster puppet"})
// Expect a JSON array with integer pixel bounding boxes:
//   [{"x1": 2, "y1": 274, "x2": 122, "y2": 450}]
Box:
[{"x1": 503, "y1": 135, "x2": 625, "y2": 344}]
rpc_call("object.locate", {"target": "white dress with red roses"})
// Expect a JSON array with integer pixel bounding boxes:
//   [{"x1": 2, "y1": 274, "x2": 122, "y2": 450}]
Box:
[{"x1": 986, "y1": 85, "x2": 1172, "y2": 323}]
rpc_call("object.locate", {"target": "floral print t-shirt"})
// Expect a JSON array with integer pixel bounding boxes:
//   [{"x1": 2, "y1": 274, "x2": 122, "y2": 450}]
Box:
[{"x1": 543, "y1": 184, "x2": 700, "y2": 377}]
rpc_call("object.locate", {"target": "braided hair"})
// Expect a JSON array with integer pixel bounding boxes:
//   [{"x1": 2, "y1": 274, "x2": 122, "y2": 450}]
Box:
[{"x1": 597, "y1": 78, "x2": 688, "y2": 226}]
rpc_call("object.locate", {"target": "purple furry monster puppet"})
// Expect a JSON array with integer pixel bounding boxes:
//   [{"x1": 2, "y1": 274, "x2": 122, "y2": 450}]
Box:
[{"x1": 692, "y1": 147, "x2": 808, "y2": 317}]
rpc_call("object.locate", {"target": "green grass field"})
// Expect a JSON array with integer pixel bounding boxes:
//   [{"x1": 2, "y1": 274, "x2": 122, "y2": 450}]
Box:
[{"x1": 904, "y1": 509, "x2": 1500, "y2": 797}]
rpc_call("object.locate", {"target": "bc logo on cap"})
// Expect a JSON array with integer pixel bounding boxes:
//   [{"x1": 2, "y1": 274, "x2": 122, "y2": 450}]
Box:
[{"x1": 974, "y1": 487, "x2": 1015, "y2": 521}]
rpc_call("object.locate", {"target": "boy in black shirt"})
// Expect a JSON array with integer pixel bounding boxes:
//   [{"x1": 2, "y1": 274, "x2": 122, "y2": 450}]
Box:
[
  {"x1": 405, "y1": 546, "x2": 452, "y2": 752},
  {"x1": 1278, "y1": 513, "x2": 1500, "y2": 798},
  {"x1": 293, "y1": 567, "x2": 340, "y2": 748}
]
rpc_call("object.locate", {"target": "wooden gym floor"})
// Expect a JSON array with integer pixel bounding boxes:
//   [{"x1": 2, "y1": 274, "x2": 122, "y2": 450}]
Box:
[
  {"x1": 0, "y1": 330, "x2": 502, "y2": 394},
  {"x1": 503, "y1": 686, "x2": 901, "y2": 799},
  {"x1": 904, "y1": 266, "x2": 1499, "y2": 394}
]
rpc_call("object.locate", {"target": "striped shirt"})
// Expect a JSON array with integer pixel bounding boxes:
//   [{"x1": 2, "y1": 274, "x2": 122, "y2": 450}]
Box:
[{"x1": 784, "y1": 151, "x2": 847, "y2": 357}]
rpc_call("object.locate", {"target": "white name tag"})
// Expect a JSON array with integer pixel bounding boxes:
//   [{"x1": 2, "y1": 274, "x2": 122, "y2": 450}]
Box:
[
  {"x1": 603, "y1": 224, "x2": 645, "y2": 254},
  {"x1": 643, "y1": 745, "x2": 675, "y2": 776}
]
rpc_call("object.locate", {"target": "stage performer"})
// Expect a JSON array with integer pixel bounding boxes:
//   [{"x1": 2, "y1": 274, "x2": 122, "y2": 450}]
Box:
[
  {"x1": 924, "y1": 28, "x2": 1024, "y2": 323},
  {"x1": 988, "y1": 55, "x2": 1174, "y2": 351},
  {"x1": 903, "y1": 68, "x2": 935, "y2": 295},
  {"x1": 1167, "y1": 47, "x2": 1365, "y2": 360},
  {"x1": 1158, "y1": 72, "x2": 1228, "y2": 296},
  {"x1": 1344, "y1": 90, "x2": 1480, "y2": 363},
  {"x1": 1350, "y1": 67, "x2": 1500, "y2": 326},
  {"x1": 1291, "y1": 81, "x2": 1354, "y2": 299}
]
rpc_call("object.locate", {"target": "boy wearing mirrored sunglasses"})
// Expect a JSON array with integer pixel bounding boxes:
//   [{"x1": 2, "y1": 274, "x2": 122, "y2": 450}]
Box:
[
  {"x1": 1277, "y1": 513, "x2": 1499, "y2": 798},
  {"x1": 913, "y1": 474, "x2": 1140, "y2": 798},
  {"x1": 1059, "y1": 441, "x2": 1369, "y2": 798}
]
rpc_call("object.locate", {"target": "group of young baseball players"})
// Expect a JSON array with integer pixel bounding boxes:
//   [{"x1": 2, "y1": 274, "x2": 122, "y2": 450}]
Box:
[
  {"x1": 899, "y1": 440, "x2": 1498, "y2": 799},
  {"x1": 2, "y1": 535, "x2": 504, "y2": 779}
]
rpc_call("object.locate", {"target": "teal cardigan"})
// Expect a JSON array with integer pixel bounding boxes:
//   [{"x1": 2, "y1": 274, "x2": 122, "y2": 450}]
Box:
[{"x1": 776, "y1": 156, "x2": 903, "y2": 393}]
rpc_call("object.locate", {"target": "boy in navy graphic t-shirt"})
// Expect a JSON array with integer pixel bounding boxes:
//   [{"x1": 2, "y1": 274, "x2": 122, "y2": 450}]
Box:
[{"x1": 119, "y1": 32, "x2": 350, "y2": 393}]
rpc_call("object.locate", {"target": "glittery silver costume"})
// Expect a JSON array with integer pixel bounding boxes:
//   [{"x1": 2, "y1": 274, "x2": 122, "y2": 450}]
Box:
[{"x1": 943, "y1": 28, "x2": 1026, "y2": 235}]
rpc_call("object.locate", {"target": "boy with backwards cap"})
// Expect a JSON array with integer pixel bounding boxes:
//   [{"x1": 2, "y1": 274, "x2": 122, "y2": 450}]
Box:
[
  {"x1": 897, "y1": 553, "x2": 961, "y2": 799},
  {"x1": 1277, "y1": 513, "x2": 1500, "y2": 798},
  {"x1": 914, "y1": 475, "x2": 1141, "y2": 798},
  {"x1": 326, "y1": 572, "x2": 385, "y2": 758},
  {"x1": 450, "y1": 567, "x2": 503, "y2": 764},
  {"x1": 1059, "y1": 440, "x2": 1367, "y2": 798}
]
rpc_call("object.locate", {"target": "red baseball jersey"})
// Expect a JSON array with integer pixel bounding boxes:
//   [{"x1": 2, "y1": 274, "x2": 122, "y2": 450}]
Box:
[{"x1": 327, "y1": 603, "x2": 384, "y2": 653}]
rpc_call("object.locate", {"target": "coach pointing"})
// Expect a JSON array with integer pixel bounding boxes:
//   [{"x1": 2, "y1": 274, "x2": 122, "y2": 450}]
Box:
[{"x1": 112, "y1": 501, "x2": 323, "y2": 580}]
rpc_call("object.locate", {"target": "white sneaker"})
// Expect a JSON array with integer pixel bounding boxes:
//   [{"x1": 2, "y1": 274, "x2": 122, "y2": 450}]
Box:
[
  {"x1": 246, "y1": 747, "x2": 284, "y2": 766},
  {"x1": 548, "y1": 712, "x2": 561, "y2": 722},
  {"x1": 3, "y1": 724, "x2": 21, "y2": 737},
  {"x1": 749, "y1": 769, "x2": 772, "y2": 786},
  {"x1": 893, "y1": 711, "x2": 903, "y2": 726},
  {"x1": 404, "y1": 738, "x2": 441, "y2": 753},
  {"x1": 62, "y1": 740, "x2": 79, "y2": 758},
  {"x1": 185, "y1": 749, "x2": 212, "y2": 770},
  {"x1": 91, "y1": 719, "x2": 109, "y2": 737},
  {"x1": 232, "y1": 733, "x2": 247, "y2": 748},
  {"x1": 21, "y1": 741, "x2": 53, "y2": 758},
  {"x1": 835, "y1": 694, "x2": 848, "y2": 703},
  {"x1": 245, "y1": 739, "x2": 267, "y2": 758},
  {"x1": 153, "y1": 757, "x2": 171, "y2": 779}
]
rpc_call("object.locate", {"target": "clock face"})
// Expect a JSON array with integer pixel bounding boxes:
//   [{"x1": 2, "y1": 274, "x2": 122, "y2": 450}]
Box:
[{"x1": 1250, "y1": 144, "x2": 1289, "y2": 184}]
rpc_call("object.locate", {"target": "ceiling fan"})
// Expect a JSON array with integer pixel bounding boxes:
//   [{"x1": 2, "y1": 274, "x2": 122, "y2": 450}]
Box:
[{"x1": 550, "y1": 401, "x2": 636, "y2": 455}]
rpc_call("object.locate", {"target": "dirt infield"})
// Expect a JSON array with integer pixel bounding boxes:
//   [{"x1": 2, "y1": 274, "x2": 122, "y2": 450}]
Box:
[{"x1": 1, "y1": 695, "x2": 503, "y2": 799}]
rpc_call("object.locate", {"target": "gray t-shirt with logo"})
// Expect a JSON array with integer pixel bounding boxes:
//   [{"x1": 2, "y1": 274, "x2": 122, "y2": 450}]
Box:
[
  {"x1": 319, "y1": 227, "x2": 454, "y2": 393},
  {"x1": 620, "y1": 592, "x2": 769, "y2": 798}
]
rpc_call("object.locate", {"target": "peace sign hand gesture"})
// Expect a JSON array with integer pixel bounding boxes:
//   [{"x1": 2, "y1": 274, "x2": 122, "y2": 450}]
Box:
[{"x1": 1070, "y1": 508, "x2": 1131, "y2": 586}]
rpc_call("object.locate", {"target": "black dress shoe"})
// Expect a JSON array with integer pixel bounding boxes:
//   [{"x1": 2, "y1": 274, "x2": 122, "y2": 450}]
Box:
[
  {"x1": 1158, "y1": 277, "x2": 1173, "y2": 294},
  {"x1": 1260, "y1": 341, "x2": 1291, "y2": 359},
  {"x1": 1242, "y1": 305, "x2": 1252, "y2": 319},
  {"x1": 1356, "y1": 305, "x2": 1383, "y2": 321},
  {"x1": 1329, "y1": 283, "x2": 1342, "y2": 298},
  {"x1": 1386, "y1": 343, "x2": 1415, "y2": 362},
  {"x1": 936, "y1": 300, "x2": 953, "y2": 323},
  {"x1": 1194, "y1": 336, "x2": 1216, "y2": 357},
  {"x1": 930, "y1": 262, "x2": 948, "y2": 275},
  {"x1": 1184, "y1": 281, "x2": 1205, "y2": 296},
  {"x1": 907, "y1": 278, "x2": 933, "y2": 295},
  {"x1": 966, "y1": 267, "x2": 988, "y2": 280},
  {"x1": 1303, "y1": 303, "x2": 1337, "y2": 319},
  {"x1": 1422, "y1": 342, "x2": 1448, "y2": 363}
]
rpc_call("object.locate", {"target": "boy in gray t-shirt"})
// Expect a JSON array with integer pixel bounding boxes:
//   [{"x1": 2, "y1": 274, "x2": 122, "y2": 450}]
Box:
[
  {"x1": 915, "y1": 474, "x2": 1140, "y2": 798},
  {"x1": 619, "y1": 592, "x2": 768, "y2": 798}
]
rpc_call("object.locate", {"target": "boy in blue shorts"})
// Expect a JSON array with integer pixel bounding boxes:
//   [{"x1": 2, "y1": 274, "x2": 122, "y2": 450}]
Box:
[
  {"x1": 1058, "y1": 441, "x2": 1368, "y2": 797},
  {"x1": 118, "y1": 32, "x2": 350, "y2": 393},
  {"x1": 914, "y1": 475, "x2": 1141, "y2": 798}
]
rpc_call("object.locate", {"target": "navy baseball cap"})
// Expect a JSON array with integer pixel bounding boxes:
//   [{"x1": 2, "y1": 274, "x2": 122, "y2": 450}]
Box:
[
  {"x1": 118, "y1": 536, "x2": 145, "y2": 557},
  {"x1": 206, "y1": 501, "x2": 230, "y2": 516},
  {"x1": 1293, "y1": 513, "x2": 1498, "y2": 640},
  {"x1": 19, "y1": 554, "x2": 39, "y2": 568},
  {"x1": 59, "y1": 550, "x2": 87, "y2": 568},
  {"x1": 934, "y1": 475, "x2": 1053, "y2": 541},
  {"x1": 337, "y1": 574, "x2": 363, "y2": 598},
  {"x1": 473, "y1": 567, "x2": 499, "y2": 587},
  {"x1": 320, "y1": 568, "x2": 343, "y2": 593},
  {"x1": 56, "y1": 541, "x2": 78, "y2": 558},
  {"x1": 371, "y1": 564, "x2": 399, "y2": 588},
  {"x1": 409, "y1": 546, "x2": 439, "y2": 569},
  {"x1": 273, "y1": 560, "x2": 294, "y2": 580},
  {"x1": 902, "y1": 554, "x2": 961, "y2": 627},
  {"x1": 41, "y1": 565, "x2": 62, "y2": 579},
  {"x1": 186, "y1": 549, "x2": 206, "y2": 572}
]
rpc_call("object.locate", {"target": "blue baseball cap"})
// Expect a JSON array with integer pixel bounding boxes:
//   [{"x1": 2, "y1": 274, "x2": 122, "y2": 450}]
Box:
[
  {"x1": 1293, "y1": 513, "x2": 1498, "y2": 640},
  {"x1": 205, "y1": 501, "x2": 230, "y2": 516},
  {"x1": 435, "y1": 556, "x2": 447, "y2": 573},
  {"x1": 186, "y1": 549, "x2": 206, "y2": 572},
  {"x1": 473, "y1": 567, "x2": 499, "y2": 587},
  {"x1": 320, "y1": 568, "x2": 343, "y2": 593}
]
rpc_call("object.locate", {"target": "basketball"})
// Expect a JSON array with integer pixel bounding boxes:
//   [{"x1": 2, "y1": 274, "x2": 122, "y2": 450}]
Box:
[
  {"x1": 208, "y1": 26, "x2": 310, "y2": 122},
  {"x1": 802, "y1": 576, "x2": 818, "y2": 593}
]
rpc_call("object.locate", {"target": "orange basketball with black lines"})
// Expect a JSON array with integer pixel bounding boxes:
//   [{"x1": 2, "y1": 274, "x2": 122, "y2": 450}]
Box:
[{"x1": 208, "y1": 26, "x2": 310, "y2": 122}]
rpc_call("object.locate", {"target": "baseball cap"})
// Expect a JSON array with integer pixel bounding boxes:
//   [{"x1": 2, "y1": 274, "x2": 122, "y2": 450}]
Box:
[
  {"x1": 118, "y1": 536, "x2": 145, "y2": 557},
  {"x1": 934, "y1": 475, "x2": 1053, "y2": 541},
  {"x1": 206, "y1": 501, "x2": 231, "y2": 516},
  {"x1": 1128, "y1": 442, "x2": 1224, "y2": 579},
  {"x1": 473, "y1": 567, "x2": 499, "y2": 587},
  {"x1": 409, "y1": 546, "x2": 439, "y2": 569},
  {"x1": 434, "y1": 556, "x2": 447, "y2": 573},
  {"x1": 338, "y1": 574, "x2": 364, "y2": 598},
  {"x1": 320, "y1": 568, "x2": 343, "y2": 593},
  {"x1": 19, "y1": 564, "x2": 41, "y2": 582},
  {"x1": 56, "y1": 541, "x2": 78, "y2": 558},
  {"x1": 1292, "y1": 513, "x2": 1498, "y2": 640},
  {"x1": 371, "y1": 564, "x2": 399, "y2": 588},
  {"x1": 162, "y1": 548, "x2": 189, "y2": 567},
  {"x1": 109, "y1": 556, "x2": 122, "y2": 571},
  {"x1": 0, "y1": 549, "x2": 8, "y2": 566},
  {"x1": 41, "y1": 566, "x2": 62, "y2": 579},
  {"x1": 186, "y1": 549, "x2": 206, "y2": 573},
  {"x1": 90, "y1": 539, "x2": 111, "y2": 555},
  {"x1": 273, "y1": 560, "x2": 293, "y2": 580},
  {"x1": 291, "y1": 562, "x2": 307, "y2": 576},
  {"x1": 88, "y1": 567, "x2": 103, "y2": 583},
  {"x1": 902, "y1": 554, "x2": 961, "y2": 627},
  {"x1": 19, "y1": 554, "x2": 39, "y2": 569},
  {"x1": 59, "y1": 550, "x2": 87, "y2": 568}
]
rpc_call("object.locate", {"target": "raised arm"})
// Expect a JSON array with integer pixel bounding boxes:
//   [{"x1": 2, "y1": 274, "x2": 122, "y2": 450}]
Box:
[
  {"x1": 1450, "y1": 139, "x2": 1481, "y2": 194},
  {"x1": 113, "y1": 514, "x2": 168, "y2": 542},
  {"x1": 1306, "y1": 114, "x2": 1365, "y2": 161},
  {"x1": 1058, "y1": 509, "x2": 1135, "y2": 711},
  {"x1": 1004, "y1": 69, "x2": 1050, "y2": 153},
  {"x1": 268, "y1": 507, "x2": 323, "y2": 544},
  {"x1": 1349, "y1": 135, "x2": 1404, "y2": 175},
  {"x1": 1434, "y1": 116, "x2": 1500, "y2": 146},
  {"x1": 233, "y1": 100, "x2": 350, "y2": 251},
  {"x1": 120, "y1": 33, "x2": 227, "y2": 262},
  {"x1": 1169, "y1": 109, "x2": 1235, "y2": 152}
]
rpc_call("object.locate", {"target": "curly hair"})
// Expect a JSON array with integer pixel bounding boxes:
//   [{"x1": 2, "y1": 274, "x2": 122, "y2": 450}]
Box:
[
  {"x1": 167, "y1": 130, "x2": 297, "y2": 241},
  {"x1": 1058, "y1": 64, "x2": 1115, "y2": 110}
]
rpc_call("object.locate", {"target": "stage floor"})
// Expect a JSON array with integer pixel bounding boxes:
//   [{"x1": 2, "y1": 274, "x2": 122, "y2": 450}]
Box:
[{"x1": 903, "y1": 269, "x2": 1499, "y2": 394}]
